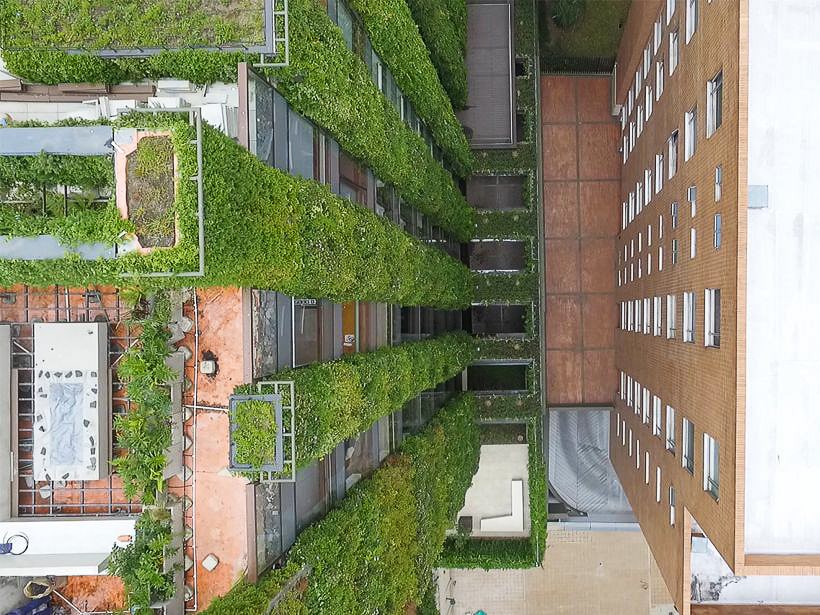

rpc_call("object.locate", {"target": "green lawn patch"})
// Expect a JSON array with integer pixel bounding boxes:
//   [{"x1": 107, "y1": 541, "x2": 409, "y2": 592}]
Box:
[{"x1": 540, "y1": 0, "x2": 631, "y2": 68}]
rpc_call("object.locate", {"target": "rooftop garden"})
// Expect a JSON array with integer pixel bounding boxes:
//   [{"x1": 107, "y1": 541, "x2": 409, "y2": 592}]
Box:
[
  {"x1": 204, "y1": 393, "x2": 480, "y2": 614},
  {"x1": 235, "y1": 331, "x2": 475, "y2": 471},
  {"x1": 0, "y1": 0, "x2": 266, "y2": 51},
  {"x1": 539, "y1": 0, "x2": 631, "y2": 70},
  {"x1": 0, "y1": 119, "x2": 472, "y2": 309}
]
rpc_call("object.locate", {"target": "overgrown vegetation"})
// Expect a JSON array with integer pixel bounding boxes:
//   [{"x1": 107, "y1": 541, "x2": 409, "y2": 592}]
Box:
[
  {"x1": 405, "y1": 0, "x2": 468, "y2": 108},
  {"x1": 0, "y1": 0, "x2": 265, "y2": 50},
  {"x1": 0, "y1": 120, "x2": 472, "y2": 309},
  {"x1": 108, "y1": 508, "x2": 175, "y2": 615},
  {"x1": 348, "y1": 0, "x2": 471, "y2": 175},
  {"x1": 128, "y1": 136, "x2": 177, "y2": 248},
  {"x1": 232, "y1": 400, "x2": 279, "y2": 468},
  {"x1": 237, "y1": 331, "x2": 475, "y2": 468},
  {"x1": 204, "y1": 394, "x2": 480, "y2": 615},
  {"x1": 539, "y1": 0, "x2": 631, "y2": 69},
  {"x1": 112, "y1": 293, "x2": 174, "y2": 505},
  {"x1": 1, "y1": 0, "x2": 474, "y2": 239}
]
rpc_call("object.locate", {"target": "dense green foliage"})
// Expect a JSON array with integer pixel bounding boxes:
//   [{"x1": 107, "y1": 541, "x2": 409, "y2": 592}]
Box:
[
  {"x1": 348, "y1": 0, "x2": 471, "y2": 174},
  {"x1": 108, "y1": 509, "x2": 175, "y2": 615},
  {"x1": 0, "y1": 203, "x2": 133, "y2": 247},
  {"x1": 204, "y1": 561, "x2": 307, "y2": 615},
  {"x1": 552, "y1": 0, "x2": 586, "y2": 28},
  {"x1": 540, "y1": 0, "x2": 630, "y2": 68},
  {"x1": 112, "y1": 294, "x2": 174, "y2": 505},
  {"x1": 232, "y1": 400, "x2": 279, "y2": 468},
  {"x1": 0, "y1": 0, "x2": 264, "y2": 50},
  {"x1": 204, "y1": 394, "x2": 479, "y2": 615},
  {"x1": 473, "y1": 272, "x2": 539, "y2": 303},
  {"x1": 238, "y1": 331, "x2": 475, "y2": 467},
  {"x1": 1, "y1": 0, "x2": 474, "y2": 239},
  {"x1": 0, "y1": 152, "x2": 113, "y2": 189},
  {"x1": 405, "y1": 0, "x2": 468, "y2": 108},
  {"x1": 0, "y1": 121, "x2": 472, "y2": 308}
]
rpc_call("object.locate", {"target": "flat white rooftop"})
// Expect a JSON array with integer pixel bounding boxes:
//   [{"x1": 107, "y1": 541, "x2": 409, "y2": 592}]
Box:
[{"x1": 745, "y1": 0, "x2": 820, "y2": 555}]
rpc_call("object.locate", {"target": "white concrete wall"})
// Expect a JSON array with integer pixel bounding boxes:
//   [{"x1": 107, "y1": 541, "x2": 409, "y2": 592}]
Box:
[
  {"x1": 458, "y1": 444, "x2": 530, "y2": 537},
  {"x1": 745, "y1": 0, "x2": 820, "y2": 554}
]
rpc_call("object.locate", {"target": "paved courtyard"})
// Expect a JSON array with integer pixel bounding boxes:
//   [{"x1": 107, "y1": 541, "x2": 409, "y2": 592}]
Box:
[{"x1": 437, "y1": 527, "x2": 674, "y2": 615}]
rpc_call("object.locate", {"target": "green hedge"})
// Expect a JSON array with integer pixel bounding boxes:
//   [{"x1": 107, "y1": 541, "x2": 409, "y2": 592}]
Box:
[
  {"x1": 475, "y1": 393, "x2": 541, "y2": 419},
  {"x1": 240, "y1": 331, "x2": 475, "y2": 468},
  {"x1": 204, "y1": 393, "x2": 479, "y2": 615},
  {"x1": 108, "y1": 507, "x2": 175, "y2": 615},
  {"x1": 0, "y1": 151, "x2": 113, "y2": 189},
  {"x1": 1, "y1": 0, "x2": 474, "y2": 240},
  {"x1": 0, "y1": 120, "x2": 472, "y2": 309},
  {"x1": 203, "y1": 561, "x2": 307, "y2": 615},
  {"x1": 348, "y1": 0, "x2": 471, "y2": 174},
  {"x1": 472, "y1": 272, "x2": 538, "y2": 303},
  {"x1": 111, "y1": 293, "x2": 174, "y2": 505},
  {"x1": 405, "y1": 0, "x2": 467, "y2": 109},
  {"x1": 0, "y1": 0, "x2": 264, "y2": 50}
]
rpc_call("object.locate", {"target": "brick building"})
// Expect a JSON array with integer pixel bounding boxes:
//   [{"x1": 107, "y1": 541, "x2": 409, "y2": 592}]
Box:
[{"x1": 610, "y1": 0, "x2": 820, "y2": 613}]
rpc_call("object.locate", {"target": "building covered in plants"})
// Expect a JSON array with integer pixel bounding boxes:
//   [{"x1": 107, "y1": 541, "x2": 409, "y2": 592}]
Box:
[{"x1": 0, "y1": 0, "x2": 547, "y2": 612}]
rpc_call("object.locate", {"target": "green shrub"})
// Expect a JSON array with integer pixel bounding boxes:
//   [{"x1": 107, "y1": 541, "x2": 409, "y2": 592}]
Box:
[
  {"x1": 232, "y1": 400, "x2": 279, "y2": 468},
  {"x1": 111, "y1": 293, "x2": 174, "y2": 504},
  {"x1": 0, "y1": 120, "x2": 472, "y2": 309},
  {"x1": 240, "y1": 331, "x2": 475, "y2": 468},
  {"x1": 552, "y1": 0, "x2": 586, "y2": 29},
  {"x1": 1, "y1": 0, "x2": 474, "y2": 239},
  {"x1": 404, "y1": 0, "x2": 468, "y2": 109},
  {"x1": 0, "y1": 152, "x2": 114, "y2": 189},
  {"x1": 348, "y1": 0, "x2": 471, "y2": 175},
  {"x1": 203, "y1": 394, "x2": 480, "y2": 615},
  {"x1": 108, "y1": 509, "x2": 175, "y2": 615}
]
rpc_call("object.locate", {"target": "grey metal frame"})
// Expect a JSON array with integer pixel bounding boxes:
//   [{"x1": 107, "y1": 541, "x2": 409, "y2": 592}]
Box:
[
  {"x1": 253, "y1": 380, "x2": 296, "y2": 483},
  {"x1": 229, "y1": 393, "x2": 285, "y2": 473}
]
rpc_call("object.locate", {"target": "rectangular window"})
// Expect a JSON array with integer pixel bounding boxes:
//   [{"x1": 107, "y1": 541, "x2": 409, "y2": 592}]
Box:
[
  {"x1": 635, "y1": 298, "x2": 643, "y2": 333},
  {"x1": 655, "y1": 153, "x2": 664, "y2": 193},
  {"x1": 653, "y1": 396, "x2": 662, "y2": 437},
  {"x1": 659, "y1": 214, "x2": 664, "y2": 239},
  {"x1": 668, "y1": 131, "x2": 679, "y2": 178},
  {"x1": 667, "y1": 0, "x2": 675, "y2": 23},
  {"x1": 654, "y1": 19, "x2": 662, "y2": 53},
  {"x1": 637, "y1": 182, "x2": 643, "y2": 214},
  {"x1": 645, "y1": 452, "x2": 650, "y2": 484},
  {"x1": 629, "y1": 429, "x2": 633, "y2": 457},
  {"x1": 637, "y1": 105, "x2": 644, "y2": 137},
  {"x1": 627, "y1": 300, "x2": 634, "y2": 331},
  {"x1": 643, "y1": 298, "x2": 651, "y2": 334},
  {"x1": 685, "y1": 106, "x2": 697, "y2": 161},
  {"x1": 646, "y1": 84, "x2": 654, "y2": 118},
  {"x1": 686, "y1": 0, "x2": 698, "y2": 43},
  {"x1": 682, "y1": 418, "x2": 695, "y2": 473},
  {"x1": 690, "y1": 227, "x2": 697, "y2": 259},
  {"x1": 672, "y1": 238, "x2": 679, "y2": 264},
  {"x1": 636, "y1": 68, "x2": 642, "y2": 94},
  {"x1": 620, "y1": 106, "x2": 627, "y2": 130},
  {"x1": 645, "y1": 171, "x2": 653, "y2": 204},
  {"x1": 671, "y1": 202, "x2": 679, "y2": 228},
  {"x1": 656, "y1": 59, "x2": 665, "y2": 98},
  {"x1": 653, "y1": 296, "x2": 662, "y2": 336},
  {"x1": 688, "y1": 185, "x2": 698, "y2": 216},
  {"x1": 622, "y1": 202, "x2": 628, "y2": 230},
  {"x1": 683, "y1": 291, "x2": 695, "y2": 342},
  {"x1": 627, "y1": 375, "x2": 634, "y2": 406},
  {"x1": 715, "y1": 165, "x2": 723, "y2": 201},
  {"x1": 648, "y1": 223, "x2": 653, "y2": 246},
  {"x1": 647, "y1": 252, "x2": 652, "y2": 275},
  {"x1": 703, "y1": 433, "x2": 719, "y2": 500},
  {"x1": 669, "y1": 30, "x2": 680, "y2": 74},
  {"x1": 705, "y1": 288, "x2": 721, "y2": 347},
  {"x1": 629, "y1": 89, "x2": 634, "y2": 114},
  {"x1": 643, "y1": 388, "x2": 651, "y2": 425},
  {"x1": 656, "y1": 466, "x2": 662, "y2": 502},
  {"x1": 620, "y1": 371, "x2": 626, "y2": 399},
  {"x1": 669, "y1": 486, "x2": 676, "y2": 526},
  {"x1": 707, "y1": 70, "x2": 724, "y2": 137},
  {"x1": 629, "y1": 192, "x2": 635, "y2": 222},
  {"x1": 659, "y1": 245, "x2": 664, "y2": 271},
  {"x1": 636, "y1": 439, "x2": 641, "y2": 469},
  {"x1": 630, "y1": 121, "x2": 636, "y2": 150},
  {"x1": 714, "y1": 213, "x2": 722, "y2": 248},
  {"x1": 666, "y1": 405, "x2": 676, "y2": 452},
  {"x1": 622, "y1": 420, "x2": 627, "y2": 446},
  {"x1": 643, "y1": 45, "x2": 652, "y2": 78},
  {"x1": 635, "y1": 381, "x2": 642, "y2": 417},
  {"x1": 666, "y1": 294, "x2": 677, "y2": 338},
  {"x1": 616, "y1": 412, "x2": 621, "y2": 436}
]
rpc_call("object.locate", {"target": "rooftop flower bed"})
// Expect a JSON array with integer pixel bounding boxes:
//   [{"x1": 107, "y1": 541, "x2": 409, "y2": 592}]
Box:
[{"x1": 0, "y1": 0, "x2": 266, "y2": 51}]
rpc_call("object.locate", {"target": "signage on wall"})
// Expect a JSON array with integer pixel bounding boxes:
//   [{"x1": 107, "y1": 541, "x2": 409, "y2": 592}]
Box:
[{"x1": 294, "y1": 298, "x2": 318, "y2": 307}]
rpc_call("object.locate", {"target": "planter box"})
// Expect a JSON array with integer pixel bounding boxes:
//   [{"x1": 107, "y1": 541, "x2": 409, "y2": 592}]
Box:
[{"x1": 228, "y1": 394, "x2": 284, "y2": 473}]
